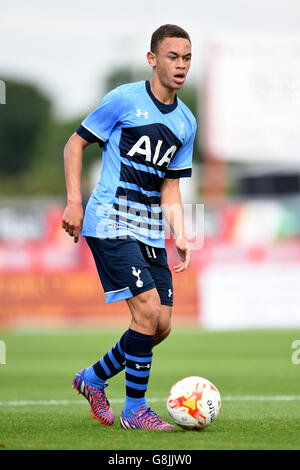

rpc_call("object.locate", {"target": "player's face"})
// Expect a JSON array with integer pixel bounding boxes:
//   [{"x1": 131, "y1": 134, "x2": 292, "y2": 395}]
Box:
[{"x1": 149, "y1": 37, "x2": 192, "y2": 90}]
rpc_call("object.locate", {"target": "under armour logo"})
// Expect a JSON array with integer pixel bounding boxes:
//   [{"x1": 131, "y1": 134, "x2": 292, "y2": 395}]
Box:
[
  {"x1": 168, "y1": 289, "x2": 173, "y2": 298},
  {"x1": 135, "y1": 363, "x2": 151, "y2": 370},
  {"x1": 136, "y1": 109, "x2": 149, "y2": 119},
  {"x1": 132, "y1": 266, "x2": 143, "y2": 288}
]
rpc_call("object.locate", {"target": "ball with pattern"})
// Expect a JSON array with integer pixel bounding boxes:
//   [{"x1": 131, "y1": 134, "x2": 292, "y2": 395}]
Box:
[{"x1": 167, "y1": 376, "x2": 221, "y2": 430}]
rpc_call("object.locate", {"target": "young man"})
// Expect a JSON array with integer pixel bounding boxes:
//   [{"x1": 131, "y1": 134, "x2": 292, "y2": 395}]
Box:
[{"x1": 62, "y1": 24, "x2": 197, "y2": 430}]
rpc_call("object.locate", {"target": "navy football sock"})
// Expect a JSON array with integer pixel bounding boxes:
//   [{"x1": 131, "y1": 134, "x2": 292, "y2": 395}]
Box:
[
  {"x1": 122, "y1": 328, "x2": 154, "y2": 417},
  {"x1": 84, "y1": 331, "x2": 127, "y2": 386}
]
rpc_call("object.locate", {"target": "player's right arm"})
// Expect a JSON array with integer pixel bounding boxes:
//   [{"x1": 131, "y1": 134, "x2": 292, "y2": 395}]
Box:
[
  {"x1": 62, "y1": 88, "x2": 124, "y2": 242},
  {"x1": 62, "y1": 132, "x2": 91, "y2": 243}
]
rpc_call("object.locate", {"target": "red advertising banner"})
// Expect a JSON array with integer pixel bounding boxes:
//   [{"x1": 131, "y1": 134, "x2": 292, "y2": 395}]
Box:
[
  {"x1": 0, "y1": 269, "x2": 198, "y2": 329},
  {"x1": 0, "y1": 204, "x2": 198, "y2": 329},
  {"x1": 1, "y1": 199, "x2": 300, "y2": 330}
]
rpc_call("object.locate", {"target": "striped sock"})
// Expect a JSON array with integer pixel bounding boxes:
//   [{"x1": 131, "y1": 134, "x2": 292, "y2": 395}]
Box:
[
  {"x1": 123, "y1": 328, "x2": 154, "y2": 418},
  {"x1": 84, "y1": 331, "x2": 127, "y2": 386}
]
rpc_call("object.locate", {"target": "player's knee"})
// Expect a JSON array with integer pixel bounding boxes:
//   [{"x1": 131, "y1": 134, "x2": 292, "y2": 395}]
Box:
[
  {"x1": 143, "y1": 299, "x2": 161, "y2": 329},
  {"x1": 128, "y1": 289, "x2": 162, "y2": 334}
]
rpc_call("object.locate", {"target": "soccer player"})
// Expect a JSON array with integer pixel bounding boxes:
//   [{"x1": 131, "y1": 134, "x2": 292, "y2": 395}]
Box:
[{"x1": 62, "y1": 24, "x2": 197, "y2": 430}]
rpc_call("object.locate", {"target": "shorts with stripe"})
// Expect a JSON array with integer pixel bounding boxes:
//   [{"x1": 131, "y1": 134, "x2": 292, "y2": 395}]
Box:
[{"x1": 85, "y1": 236, "x2": 173, "y2": 306}]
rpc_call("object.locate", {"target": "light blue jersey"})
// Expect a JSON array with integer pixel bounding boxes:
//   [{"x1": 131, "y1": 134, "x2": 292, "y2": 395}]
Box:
[{"x1": 77, "y1": 80, "x2": 197, "y2": 248}]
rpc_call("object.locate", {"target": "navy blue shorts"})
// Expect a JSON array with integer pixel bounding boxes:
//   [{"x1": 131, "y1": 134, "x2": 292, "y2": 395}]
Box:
[{"x1": 85, "y1": 236, "x2": 173, "y2": 306}]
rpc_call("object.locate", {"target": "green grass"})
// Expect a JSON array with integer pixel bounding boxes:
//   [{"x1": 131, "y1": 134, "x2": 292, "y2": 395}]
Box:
[{"x1": 0, "y1": 328, "x2": 300, "y2": 450}]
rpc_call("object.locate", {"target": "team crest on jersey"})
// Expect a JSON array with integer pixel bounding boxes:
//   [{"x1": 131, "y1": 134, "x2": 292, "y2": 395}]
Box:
[{"x1": 132, "y1": 266, "x2": 143, "y2": 288}]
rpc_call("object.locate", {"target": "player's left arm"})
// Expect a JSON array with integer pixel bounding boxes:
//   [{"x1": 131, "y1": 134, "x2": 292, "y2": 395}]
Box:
[{"x1": 160, "y1": 178, "x2": 191, "y2": 273}]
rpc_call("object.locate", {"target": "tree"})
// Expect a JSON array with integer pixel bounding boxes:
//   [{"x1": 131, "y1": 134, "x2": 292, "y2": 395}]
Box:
[
  {"x1": 103, "y1": 67, "x2": 151, "y2": 93},
  {"x1": 0, "y1": 78, "x2": 51, "y2": 176}
]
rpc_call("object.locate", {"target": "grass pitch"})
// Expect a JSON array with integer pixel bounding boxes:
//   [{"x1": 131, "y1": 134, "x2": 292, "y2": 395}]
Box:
[{"x1": 0, "y1": 328, "x2": 300, "y2": 450}]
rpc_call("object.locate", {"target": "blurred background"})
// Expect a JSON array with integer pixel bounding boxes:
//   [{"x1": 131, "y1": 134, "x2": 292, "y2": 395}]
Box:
[{"x1": 1, "y1": 0, "x2": 300, "y2": 331}]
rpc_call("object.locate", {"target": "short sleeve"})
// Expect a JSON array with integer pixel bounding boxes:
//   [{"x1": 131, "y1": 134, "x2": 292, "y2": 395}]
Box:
[
  {"x1": 77, "y1": 88, "x2": 124, "y2": 144},
  {"x1": 164, "y1": 122, "x2": 197, "y2": 179}
]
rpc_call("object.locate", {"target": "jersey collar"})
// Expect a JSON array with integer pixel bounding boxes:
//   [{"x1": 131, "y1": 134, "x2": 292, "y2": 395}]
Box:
[{"x1": 145, "y1": 80, "x2": 178, "y2": 114}]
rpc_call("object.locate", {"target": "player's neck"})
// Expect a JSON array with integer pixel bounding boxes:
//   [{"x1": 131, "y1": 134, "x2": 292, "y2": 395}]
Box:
[{"x1": 149, "y1": 77, "x2": 176, "y2": 105}]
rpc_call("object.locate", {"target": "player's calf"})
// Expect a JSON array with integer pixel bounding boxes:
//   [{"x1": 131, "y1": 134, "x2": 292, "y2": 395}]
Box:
[{"x1": 153, "y1": 304, "x2": 172, "y2": 346}]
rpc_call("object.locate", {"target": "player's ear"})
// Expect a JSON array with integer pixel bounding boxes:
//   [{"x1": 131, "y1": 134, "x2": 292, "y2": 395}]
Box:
[{"x1": 147, "y1": 50, "x2": 156, "y2": 68}]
